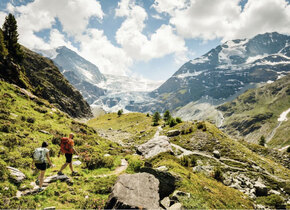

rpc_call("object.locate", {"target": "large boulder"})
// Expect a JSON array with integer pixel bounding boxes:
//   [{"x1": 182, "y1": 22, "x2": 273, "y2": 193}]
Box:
[
  {"x1": 137, "y1": 136, "x2": 173, "y2": 159},
  {"x1": 140, "y1": 167, "x2": 179, "y2": 199},
  {"x1": 167, "y1": 130, "x2": 180, "y2": 137},
  {"x1": 105, "y1": 173, "x2": 160, "y2": 209},
  {"x1": 7, "y1": 166, "x2": 26, "y2": 183}
]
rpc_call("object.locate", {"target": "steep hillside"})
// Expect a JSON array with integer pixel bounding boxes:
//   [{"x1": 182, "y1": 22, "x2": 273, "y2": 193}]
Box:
[
  {"x1": 133, "y1": 32, "x2": 290, "y2": 115},
  {"x1": 37, "y1": 46, "x2": 106, "y2": 104},
  {"x1": 218, "y1": 73, "x2": 290, "y2": 149},
  {"x1": 0, "y1": 46, "x2": 93, "y2": 118},
  {"x1": 0, "y1": 80, "x2": 123, "y2": 209}
]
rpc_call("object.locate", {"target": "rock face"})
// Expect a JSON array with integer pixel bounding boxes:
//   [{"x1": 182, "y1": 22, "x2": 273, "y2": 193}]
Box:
[
  {"x1": 137, "y1": 136, "x2": 173, "y2": 159},
  {"x1": 21, "y1": 47, "x2": 93, "y2": 118},
  {"x1": 105, "y1": 173, "x2": 160, "y2": 209},
  {"x1": 140, "y1": 167, "x2": 178, "y2": 199},
  {"x1": 7, "y1": 167, "x2": 26, "y2": 183}
]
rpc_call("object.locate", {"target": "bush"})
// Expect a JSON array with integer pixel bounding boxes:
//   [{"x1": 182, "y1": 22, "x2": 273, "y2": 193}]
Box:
[
  {"x1": 117, "y1": 109, "x2": 123, "y2": 117},
  {"x1": 0, "y1": 159, "x2": 9, "y2": 181},
  {"x1": 20, "y1": 115, "x2": 26, "y2": 121},
  {"x1": 180, "y1": 155, "x2": 197, "y2": 167},
  {"x1": 259, "y1": 136, "x2": 266, "y2": 146},
  {"x1": 0, "y1": 124, "x2": 10, "y2": 133},
  {"x1": 197, "y1": 122, "x2": 207, "y2": 131},
  {"x1": 126, "y1": 155, "x2": 143, "y2": 173},
  {"x1": 257, "y1": 194, "x2": 285, "y2": 208},
  {"x1": 83, "y1": 153, "x2": 114, "y2": 170},
  {"x1": 176, "y1": 117, "x2": 182, "y2": 123},
  {"x1": 213, "y1": 167, "x2": 223, "y2": 182},
  {"x1": 169, "y1": 118, "x2": 177, "y2": 127},
  {"x1": 26, "y1": 117, "x2": 35, "y2": 123}
]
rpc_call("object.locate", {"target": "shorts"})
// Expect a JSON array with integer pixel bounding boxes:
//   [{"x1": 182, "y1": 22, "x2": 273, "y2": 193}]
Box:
[
  {"x1": 65, "y1": 153, "x2": 73, "y2": 163},
  {"x1": 35, "y1": 163, "x2": 47, "y2": 171}
]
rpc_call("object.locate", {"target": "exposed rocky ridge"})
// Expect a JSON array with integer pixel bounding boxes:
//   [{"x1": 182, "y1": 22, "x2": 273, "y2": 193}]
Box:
[
  {"x1": 218, "y1": 73, "x2": 290, "y2": 148},
  {"x1": 21, "y1": 47, "x2": 93, "y2": 118}
]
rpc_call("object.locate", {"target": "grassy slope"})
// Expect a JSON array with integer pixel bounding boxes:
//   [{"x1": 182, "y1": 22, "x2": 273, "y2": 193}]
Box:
[
  {"x1": 218, "y1": 74, "x2": 290, "y2": 148},
  {"x1": 88, "y1": 113, "x2": 290, "y2": 209},
  {"x1": 0, "y1": 80, "x2": 122, "y2": 209}
]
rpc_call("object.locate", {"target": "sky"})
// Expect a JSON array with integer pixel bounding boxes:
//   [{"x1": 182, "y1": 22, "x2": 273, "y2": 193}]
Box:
[{"x1": 0, "y1": 0, "x2": 290, "y2": 81}]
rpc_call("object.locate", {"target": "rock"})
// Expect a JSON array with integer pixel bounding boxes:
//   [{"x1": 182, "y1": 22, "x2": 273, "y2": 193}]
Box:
[
  {"x1": 192, "y1": 165, "x2": 213, "y2": 176},
  {"x1": 172, "y1": 190, "x2": 191, "y2": 199},
  {"x1": 160, "y1": 197, "x2": 171, "y2": 209},
  {"x1": 104, "y1": 154, "x2": 111, "y2": 157},
  {"x1": 254, "y1": 181, "x2": 268, "y2": 196},
  {"x1": 43, "y1": 207, "x2": 56, "y2": 210},
  {"x1": 168, "y1": 202, "x2": 183, "y2": 210},
  {"x1": 155, "y1": 166, "x2": 168, "y2": 171},
  {"x1": 140, "y1": 130, "x2": 145, "y2": 134},
  {"x1": 72, "y1": 160, "x2": 82, "y2": 166},
  {"x1": 44, "y1": 175, "x2": 70, "y2": 183},
  {"x1": 213, "y1": 150, "x2": 220, "y2": 159},
  {"x1": 137, "y1": 135, "x2": 173, "y2": 159},
  {"x1": 108, "y1": 128, "x2": 112, "y2": 130},
  {"x1": 39, "y1": 130, "x2": 50, "y2": 135},
  {"x1": 105, "y1": 173, "x2": 160, "y2": 209},
  {"x1": 140, "y1": 167, "x2": 178, "y2": 200},
  {"x1": 73, "y1": 155, "x2": 79, "y2": 159},
  {"x1": 7, "y1": 166, "x2": 26, "y2": 183},
  {"x1": 223, "y1": 179, "x2": 232, "y2": 186},
  {"x1": 269, "y1": 189, "x2": 280, "y2": 195},
  {"x1": 167, "y1": 130, "x2": 180, "y2": 137}
]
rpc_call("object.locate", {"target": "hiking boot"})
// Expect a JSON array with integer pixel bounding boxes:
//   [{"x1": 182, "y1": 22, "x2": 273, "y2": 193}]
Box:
[
  {"x1": 35, "y1": 179, "x2": 39, "y2": 185},
  {"x1": 71, "y1": 171, "x2": 79, "y2": 176},
  {"x1": 57, "y1": 171, "x2": 64, "y2": 176}
]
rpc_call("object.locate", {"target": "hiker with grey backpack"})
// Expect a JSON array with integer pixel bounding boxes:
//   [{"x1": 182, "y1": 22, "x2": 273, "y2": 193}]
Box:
[{"x1": 32, "y1": 141, "x2": 54, "y2": 192}]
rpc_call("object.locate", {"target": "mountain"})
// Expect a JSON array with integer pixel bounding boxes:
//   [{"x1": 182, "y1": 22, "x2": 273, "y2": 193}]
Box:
[
  {"x1": 0, "y1": 46, "x2": 92, "y2": 118},
  {"x1": 218, "y1": 73, "x2": 290, "y2": 150},
  {"x1": 92, "y1": 74, "x2": 163, "y2": 113},
  {"x1": 37, "y1": 46, "x2": 106, "y2": 104},
  {"x1": 146, "y1": 32, "x2": 290, "y2": 118}
]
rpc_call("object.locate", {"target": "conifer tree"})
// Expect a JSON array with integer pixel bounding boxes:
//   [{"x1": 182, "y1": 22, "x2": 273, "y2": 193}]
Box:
[
  {"x1": 0, "y1": 29, "x2": 8, "y2": 61},
  {"x1": 163, "y1": 110, "x2": 171, "y2": 122},
  {"x1": 152, "y1": 112, "x2": 161, "y2": 126},
  {"x1": 2, "y1": 13, "x2": 23, "y2": 62}
]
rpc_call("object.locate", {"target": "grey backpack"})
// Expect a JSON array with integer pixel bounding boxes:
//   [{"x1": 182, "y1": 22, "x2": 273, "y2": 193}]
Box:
[{"x1": 33, "y1": 148, "x2": 46, "y2": 163}]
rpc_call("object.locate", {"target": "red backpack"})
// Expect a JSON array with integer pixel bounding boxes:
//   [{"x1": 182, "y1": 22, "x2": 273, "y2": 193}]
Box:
[{"x1": 60, "y1": 137, "x2": 74, "y2": 154}]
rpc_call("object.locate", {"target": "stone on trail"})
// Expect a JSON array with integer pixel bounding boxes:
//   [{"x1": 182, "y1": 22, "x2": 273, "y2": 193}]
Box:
[
  {"x1": 44, "y1": 174, "x2": 70, "y2": 183},
  {"x1": 7, "y1": 166, "x2": 26, "y2": 183},
  {"x1": 105, "y1": 173, "x2": 160, "y2": 209},
  {"x1": 72, "y1": 160, "x2": 82, "y2": 166},
  {"x1": 137, "y1": 135, "x2": 173, "y2": 159}
]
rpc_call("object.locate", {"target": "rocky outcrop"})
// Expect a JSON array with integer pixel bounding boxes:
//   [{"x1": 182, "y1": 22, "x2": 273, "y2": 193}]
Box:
[
  {"x1": 105, "y1": 173, "x2": 160, "y2": 209},
  {"x1": 7, "y1": 167, "x2": 26, "y2": 183},
  {"x1": 167, "y1": 130, "x2": 180, "y2": 137},
  {"x1": 137, "y1": 136, "x2": 173, "y2": 159},
  {"x1": 140, "y1": 167, "x2": 179, "y2": 199}
]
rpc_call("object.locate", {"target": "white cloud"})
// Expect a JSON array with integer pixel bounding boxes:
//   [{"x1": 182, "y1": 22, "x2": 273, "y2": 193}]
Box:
[
  {"x1": 78, "y1": 29, "x2": 132, "y2": 76},
  {"x1": 115, "y1": 0, "x2": 188, "y2": 62},
  {"x1": 152, "y1": 0, "x2": 187, "y2": 15},
  {"x1": 151, "y1": 14, "x2": 163, "y2": 20},
  {"x1": 155, "y1": 0, "x2": 290, "y2": 41}
]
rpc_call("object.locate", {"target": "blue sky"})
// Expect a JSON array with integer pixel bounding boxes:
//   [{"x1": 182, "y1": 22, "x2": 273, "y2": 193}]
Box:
[{"x1": 0, "y1": 0, "x2": 290, "y2": 81}]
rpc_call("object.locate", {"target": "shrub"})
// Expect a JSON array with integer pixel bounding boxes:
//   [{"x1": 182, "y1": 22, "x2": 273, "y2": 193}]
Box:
[
  {"x1": 259, "y1": 136, "x2": 266, "y2": 146},
  {"x1": 26, "y1": 117, "x2": 35, "y2": 123},
  {"x1": 213, "y1": 167, "x2": 223, "y2": 182},
  {"x1": 152, "y1": 112, "x2": 161, "y2": 125},
  {"x1": 180, "y1": 155, "x2": 197, "y2": 167},
  {"x1": 0, "y1": 182, "x2": 17, "y2": 197},
  {"x1": 117, "y1": 109, "x2": 123, "y2": 117},
  {"x1": 146, "y1": 113, "x2": 150, "y2": 117},
  {"x1": 126, "y1": 155, "x2": 143, "y2": 173},
  {"x1": 176, "y1": 117, "x2": 182, "y2": 123},
  {"x1": 0, "y1": 159, "x2": 9, "y2": 181},
  {"x1": 197, "y1": 122, "x2": 207, "y2": 131},
  {"x1": 0, "y1": 124, "x2": 10, "y2": 133},
  {"x1": 20, "y1": 115, "x2": 26, "y2": 121},
  {"x1": 169, "y1": 118, "x2": 177, "y2": 127},
  {"x1": 83, "y1": 153, "x2": 114, "y2": 170}
]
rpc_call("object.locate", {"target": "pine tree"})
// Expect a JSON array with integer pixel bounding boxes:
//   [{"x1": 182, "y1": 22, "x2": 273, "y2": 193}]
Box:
[
  {"x1": 0, "y1": 29, "x2": 8, "y2": 61},
  {"x1": 2, "y1": 13, "x2": 23, "y2": 62},
  {"x1": 152, "y1": 112, "x2": 161, "y2": 126},
  {"x1": 163, "y1": 110, "x2": 171, "y2": 122}
]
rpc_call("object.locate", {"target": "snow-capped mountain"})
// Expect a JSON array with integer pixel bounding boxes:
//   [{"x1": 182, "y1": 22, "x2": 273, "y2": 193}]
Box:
[
  {"x1": 36, "y1": 46, "x2": 106, "y2": 104},
  {"x1": 145, "y1": 32, "x2": 290, "y2": 120}
]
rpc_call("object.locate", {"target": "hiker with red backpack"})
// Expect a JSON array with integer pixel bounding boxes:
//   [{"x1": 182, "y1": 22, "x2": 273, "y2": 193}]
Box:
[{"x1": 57, "y1": 133, "x2": 79, "y2": 176}]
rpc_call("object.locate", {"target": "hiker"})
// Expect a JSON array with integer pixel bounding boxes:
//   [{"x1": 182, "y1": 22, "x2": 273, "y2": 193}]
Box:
[
  {"x1": 57, "y1": 133, "x2": 79, "y2": 176},
  {"x1": 32, "y1": 141, "x2": 54, "y2": 191}
]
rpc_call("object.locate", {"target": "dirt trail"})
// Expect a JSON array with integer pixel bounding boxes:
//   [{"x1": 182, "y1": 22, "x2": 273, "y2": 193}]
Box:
[{"x1": 95, "y1": 158, "x2": 128, "y2": 178}]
